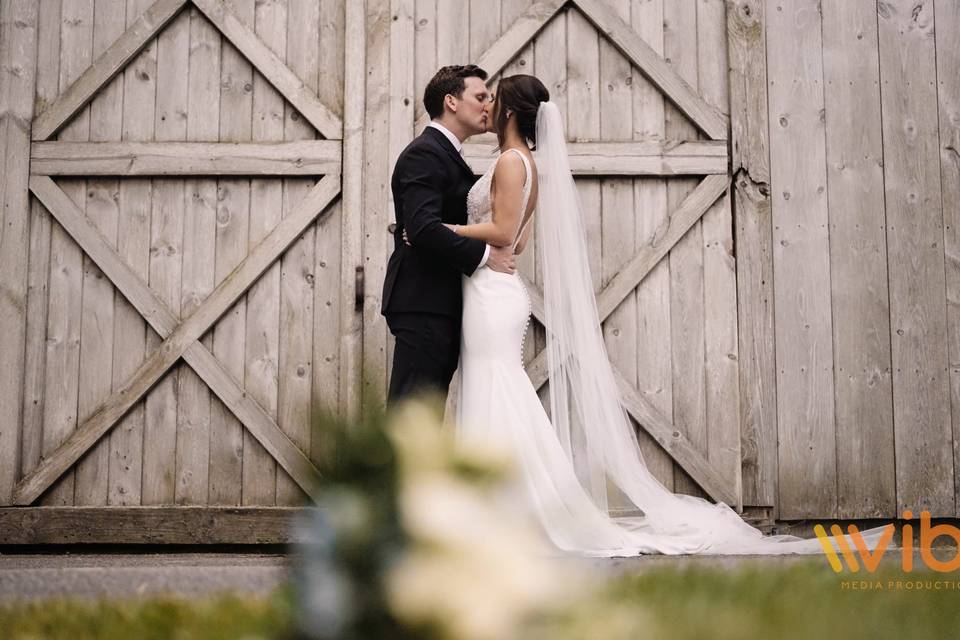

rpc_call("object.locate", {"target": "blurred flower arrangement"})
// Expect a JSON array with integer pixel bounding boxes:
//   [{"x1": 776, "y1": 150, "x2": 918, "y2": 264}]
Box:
[{"x1": 289, "y1": 391, "x2": 591, "y2": 640}]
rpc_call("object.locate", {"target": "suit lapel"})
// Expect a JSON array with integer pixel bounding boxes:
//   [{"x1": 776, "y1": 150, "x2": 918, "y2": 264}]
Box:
[{"x1": 422, "y1": 126, "x2": 474, "y2": 178}]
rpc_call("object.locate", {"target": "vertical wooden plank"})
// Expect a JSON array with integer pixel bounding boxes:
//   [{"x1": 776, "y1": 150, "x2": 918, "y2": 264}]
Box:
[
  {"x1": 630, "y1": 0, "x2": 674, "y2": 490},
  {"x1": 436, "y1": 0, "x2": 468, "y2": 65},
  {"x1": 530, "y1": 3, "x2": 564, "y2": 397},
  {"x1": 320, "y1": 0, "x2": 345, "y2": 120},
  {"x1": 362, "y1": 0, "x2": 391, "y2": 406},
  {"x1": 340, "y1": 0, "x2": 364, "y2": 423},
  {"x1": 21, "y1": 0, "x2": 61, "y2": 489},
  {"x1": 41, "y1": 0, "x2": 94, "y2": 506},
  {"x1": 934, "y1": 1, "x2": 960, "y2": 516},
  {"x1": 821, "y1": 0, "x2": 895, "y2": 519},
  {"x1": 664, "y1": 0, "x2": 706, "y2": 500},
  {"x1": 0, "y1": 0, "x2": 39, "y2": 505},
  {"x1": 697, "y1": 0, "x2": 740, "y2": 508},
  {"x1": 766, "y1": 0, "x2": 837, "y2": 518},
  {"x1": 282, "y1": 0, "x2": 320, "y2": 503},
  {"x1": 75, "y1": 0, "x2": 126, "y2": 506},
  {"x1": 209, "y1": 0, "x2": 254, "y2": 506},
  {"x1": 413, "y1": 0, "x2": 436, "y2": 124},
  {"x1": 877, "y1": 0, "x2": 952, "y2": 515},
  {"x1": 143, "y1": 7, "x2": 189, "y2": 505},
  {"x1": 599, "y1": 0, "x2": 635, "y2": 511},
  {"x1": 566, "y1": 5, "x2": 603, "y2": 496},
  {"x1": 242, "y1": 0, "x2": 286, "y2": 507},
  {"x1": 175, "y1": 4, "x2": 220, "y2": 505},
  {"x1": 109, "y1": 0, "x2": 155, "y2": 506},
  {"x1": 727, "y1": 0, "x2": 776, "y2": 513}
]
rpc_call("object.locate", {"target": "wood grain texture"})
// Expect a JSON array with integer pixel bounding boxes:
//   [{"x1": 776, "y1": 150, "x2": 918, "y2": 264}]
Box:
[
  {"x1": 766, "y1": 0, "x2": 838, "y2": 518},
  {"x1": 821, "y1": 0, "x2": 895, "y2": 519},
  {"x1": 727, "y1": 0, "x2": 777, "y2": 514},
  {"x1": 877, "y1": 0, "x2": 953, "y2": 515},
  {"x1": 0, "y1": 0, "x2": 39, "y2": 505}
]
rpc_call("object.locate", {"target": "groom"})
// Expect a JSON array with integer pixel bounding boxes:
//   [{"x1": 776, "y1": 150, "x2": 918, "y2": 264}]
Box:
[{"x1": 381, "y1": 64, "x2": 516, "y2": 405}]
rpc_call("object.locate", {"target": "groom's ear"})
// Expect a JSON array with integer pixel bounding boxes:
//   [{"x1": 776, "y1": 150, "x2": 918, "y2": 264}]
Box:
[{"x1": 443, "y1": 93, "x2": 458, "y2": 114}]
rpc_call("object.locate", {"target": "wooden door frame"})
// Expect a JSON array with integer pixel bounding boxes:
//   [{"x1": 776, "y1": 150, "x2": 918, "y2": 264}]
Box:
[{"x1": 7, "y1": 0, "x2": 365, "y2": 508}]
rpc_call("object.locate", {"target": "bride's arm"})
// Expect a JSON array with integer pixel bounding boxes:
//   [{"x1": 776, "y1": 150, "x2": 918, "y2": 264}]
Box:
[{"x1": 446, "y1": 153, "x2": 525, "y2": 248}]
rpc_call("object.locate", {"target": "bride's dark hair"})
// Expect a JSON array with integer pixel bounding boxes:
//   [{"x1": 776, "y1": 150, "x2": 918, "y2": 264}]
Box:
[{"x1": 493, "y1": 74, "x2": 550, "y2": 149}]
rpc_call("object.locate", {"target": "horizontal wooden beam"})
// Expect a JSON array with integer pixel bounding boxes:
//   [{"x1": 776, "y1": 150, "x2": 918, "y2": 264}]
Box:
[
  {"x1": 31, "y1": 0, "x2": 188, "y2": 141},
  {"x1": 0, "y1": 506, "x2": 311, "y2": 544},
  {"x1": 464, "y1": 141, "x2": 728, "y2": 176},
  {"x1": 31, "y1": 141, "x2": 342, "y2": 176}
]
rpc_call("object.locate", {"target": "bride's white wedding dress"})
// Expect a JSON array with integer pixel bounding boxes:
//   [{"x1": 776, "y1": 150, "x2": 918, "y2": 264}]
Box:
[{"x1": 454, "y1": 105, "x2": 893, "y2": 557}]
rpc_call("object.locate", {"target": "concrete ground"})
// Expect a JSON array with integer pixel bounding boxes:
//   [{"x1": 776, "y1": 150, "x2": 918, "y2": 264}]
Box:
[{"x1": 0, "y1": 547, "x2": 951, "y2": 603}]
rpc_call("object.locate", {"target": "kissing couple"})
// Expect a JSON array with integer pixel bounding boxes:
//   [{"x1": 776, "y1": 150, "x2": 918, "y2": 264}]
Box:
[{"x1": 380, "y1": 65, "x2": 891, "y2": 557}]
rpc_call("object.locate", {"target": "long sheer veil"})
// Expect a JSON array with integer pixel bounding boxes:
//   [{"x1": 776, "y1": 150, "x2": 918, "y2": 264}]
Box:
[{"x1": 534, "y1": 101, "x2": 892, "y2": 554}]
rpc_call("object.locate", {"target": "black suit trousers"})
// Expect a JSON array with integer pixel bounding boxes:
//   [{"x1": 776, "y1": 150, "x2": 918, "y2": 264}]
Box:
[{"x1": 386, "y1": 312, "x2": 461, "y2": 407}]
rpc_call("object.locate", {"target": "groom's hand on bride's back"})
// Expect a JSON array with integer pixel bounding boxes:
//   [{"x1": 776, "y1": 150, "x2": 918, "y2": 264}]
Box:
[{"x1": 486, "y1": 245, "x2": 517, "y2": 274}]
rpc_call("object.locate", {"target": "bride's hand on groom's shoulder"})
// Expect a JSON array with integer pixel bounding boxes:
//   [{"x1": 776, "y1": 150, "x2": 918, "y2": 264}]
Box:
[{"x1": 486, "y1": 245, "x2": 517, "y2": 274}]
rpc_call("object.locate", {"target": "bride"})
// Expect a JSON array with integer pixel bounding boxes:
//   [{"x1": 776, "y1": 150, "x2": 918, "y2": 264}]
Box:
[{"x1": 410, "y1": 74, "x2": 892, "y2": 556}]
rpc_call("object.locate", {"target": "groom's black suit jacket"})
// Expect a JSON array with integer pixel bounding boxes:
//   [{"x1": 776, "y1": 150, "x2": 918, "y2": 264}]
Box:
[{"x1": 381, "y1": 126, "x2": 487, "y2": 318}]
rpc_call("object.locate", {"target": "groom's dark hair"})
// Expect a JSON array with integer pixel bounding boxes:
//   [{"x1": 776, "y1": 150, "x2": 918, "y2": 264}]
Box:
[{"x1": 423, "y1": 65, "x2": 488, "y2": 119}]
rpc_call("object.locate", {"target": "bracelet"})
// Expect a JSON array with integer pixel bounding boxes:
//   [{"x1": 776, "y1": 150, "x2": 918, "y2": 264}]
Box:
[{"x1": 452, "y1": 224, "x2": 460, "y2": 234}]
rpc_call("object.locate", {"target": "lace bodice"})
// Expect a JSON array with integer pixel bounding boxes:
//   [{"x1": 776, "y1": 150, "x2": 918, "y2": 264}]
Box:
[{"x1": 466, "y1": 148, "x2": 533, "y2": 247}]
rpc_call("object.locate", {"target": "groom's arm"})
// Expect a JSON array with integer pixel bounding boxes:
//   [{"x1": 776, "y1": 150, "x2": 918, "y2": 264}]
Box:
[{"x1": 400, "y1": 147, "x2": 486, "y2": 275}]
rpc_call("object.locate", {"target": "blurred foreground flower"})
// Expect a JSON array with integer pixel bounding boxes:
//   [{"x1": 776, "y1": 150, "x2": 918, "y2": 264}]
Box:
[{"x1": 291, "y1": 392, "x2": 590, "y2": 640}]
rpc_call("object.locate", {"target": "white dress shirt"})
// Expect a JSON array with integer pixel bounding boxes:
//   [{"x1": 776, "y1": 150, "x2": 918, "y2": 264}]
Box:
[{"x1": 427, "y1": 121, "x2": 490, "y2": 271}]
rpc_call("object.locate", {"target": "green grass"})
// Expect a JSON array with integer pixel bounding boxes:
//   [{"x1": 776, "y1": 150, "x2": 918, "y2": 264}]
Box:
[{"x1": 1, "y1": 561, "x2": 957, "y2": 640}]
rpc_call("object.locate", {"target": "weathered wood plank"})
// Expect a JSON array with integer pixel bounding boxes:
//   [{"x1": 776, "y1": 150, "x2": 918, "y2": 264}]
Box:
[
  {"x1": 362, "y1": 0, "x2": 392, "y2": 404},
  {"x1": 664, "y1": 0, "x2": 706, "y2": 500},
  {"x1": 31, "y1": 0, "x2": 187, "y2": 141},
  {"x1": 412, "y1": 0, "x2": 436, "y2": 123},
  {"x1": 277, "y1": 0, "x2": 316, "y2": 505},
  {"x1": 0, "y1": 0, "x2": 40, "y2": 505},
  {"x1": 463, "y1": 140, "x2": 728, "y2": 175},
  {"x1": 574, "y1": 0, "x2": 726, "y2": 140},
  {"x1": 42, "y1": 0, "x2": 94, "y2": 507},
  {"x1": 109, "y1": 0, "x2": 157, "y2": 507},
  {"x1": 935, "y1": 0, "x2": 960, "y2": 517},
  {"x1": 20, "y1": 0, "x2": 62, "y2": 494},
  {"x1": 698, "y1": 0, "x2": 741, "y2": 510},
  {"x1": 74, "y1": 0, "x2": 126, "y2": 507},
  {"x1": 30, "y1": 140, "x2": 342, "y2": 175},
  {"x1": 339, "y1": 0, "x2": 365, "y2": 422},
  {"x1": 18, "y1": 174, "x2": 337, "y2": 507},
  {"x1": 142, "y1": 7, "x2": 189, "y2": 506},
  {"x1": 821, "y1": 0, "x2": 895, "y2": 519},
  {"x1": 599, "y1": 0, "x2": 635, "y2": 512},
  {"x1": 727, "y1": 0, "x2": 777, "y2": 514},
  {"x1": 877, "y1": 0, "x2": 953, "y2": 515},
  {"x1": 174, "y1": 4, "x2": 220, "y2": 506},
  {"x1": 767, "y1": 0, "x2": 838, "y2": 518},
  {"x1": 209, "y1": 0, "x2": 254, "y2": 506},
  {"x1": 0, "y1": 506, "x2": 308, "y2": 544},
  {"x1": 192, "y1": 0, "x2": 342, "y2": 139},
  {"x1": 629, "y1": 0, "x2": 674, "y2": 490}
]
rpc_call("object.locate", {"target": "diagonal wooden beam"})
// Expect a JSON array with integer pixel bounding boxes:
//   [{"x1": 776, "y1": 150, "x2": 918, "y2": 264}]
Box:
[
  {"x1": 14, "y1": 175, "x2": 340, "y2": 506},
  {"x1": 31, "y1": 141, "x2": 343, "y2": 176},
  {"x1": 192, "y1": 0, "x2": 342, "y2": 139},
  {"x1": 596, "y1": 174, "x2": 728, "y2": 320},
  {"x1": 572, "y1": 0, "x2": 727, "y2": 140},
  {"x1": 32, "y1": 0, "x2": 188, "y2": 141},
  {"x1": 415, "y1": 0, "x2": 567, "y2": 129}
]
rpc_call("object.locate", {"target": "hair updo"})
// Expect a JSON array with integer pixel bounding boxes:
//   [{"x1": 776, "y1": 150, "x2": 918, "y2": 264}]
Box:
[{"x1": 493, "y1": 74, "x2": 550, "y2": 149}]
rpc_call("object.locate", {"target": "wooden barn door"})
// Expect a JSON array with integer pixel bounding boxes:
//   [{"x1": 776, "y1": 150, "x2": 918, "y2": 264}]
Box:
[
  {"x1": 1, "y1": 0, "x2": 363, "y2": 521},
  {"x1": 376, "y1": 0, "x2": 744, "y2": 510}
]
